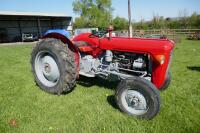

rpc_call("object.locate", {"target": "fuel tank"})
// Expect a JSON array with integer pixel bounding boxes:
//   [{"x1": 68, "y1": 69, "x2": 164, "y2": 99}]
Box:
[{"x1": 100, "y1": 37, "x2": 174, "y2": 54}]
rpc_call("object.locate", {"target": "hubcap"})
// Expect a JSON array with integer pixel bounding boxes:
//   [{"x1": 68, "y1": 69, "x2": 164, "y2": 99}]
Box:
[
  {"x1": 121, "y1": 90, "x2": 148, "y2": 115},
  {"x1": 35, "y1": 51, "x2": 60, "y2": 87}
]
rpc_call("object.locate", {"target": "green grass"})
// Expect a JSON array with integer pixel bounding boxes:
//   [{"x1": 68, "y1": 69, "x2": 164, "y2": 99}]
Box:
[{"x1": 0, "y1": 40, "x2": 200, "y2": 133}]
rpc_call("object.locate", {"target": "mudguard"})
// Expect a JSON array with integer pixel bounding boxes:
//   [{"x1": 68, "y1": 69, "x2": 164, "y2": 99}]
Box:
[
  {"x1": 43, "y1": 29, "x2": 78, "y2": 52},
  {"x1": 43, "y1": 29, "x2": 80, "y2": 77},
  {"x1": 44, "y1": 29, "x2": 71, "y2": 39}
]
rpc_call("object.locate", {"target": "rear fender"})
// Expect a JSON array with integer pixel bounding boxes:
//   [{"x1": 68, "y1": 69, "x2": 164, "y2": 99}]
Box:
[
  {"x1": 43, "y1": 30, "x2": 80, "y2": 77},
  {"x1": 43, "y1": 29, "x2": 73, "y2": 49}
]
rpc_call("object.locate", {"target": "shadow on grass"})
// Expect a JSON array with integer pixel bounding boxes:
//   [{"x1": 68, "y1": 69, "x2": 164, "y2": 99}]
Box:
[
  {"x1": 107, "y1": 95, "x2": 119, "y2": 109},
  {"x1": 187, "y1": 66, "x2": 200, "y2": 72},
  {"x1": 77, "y1": 76, "x2": 118, "y2": 90}
]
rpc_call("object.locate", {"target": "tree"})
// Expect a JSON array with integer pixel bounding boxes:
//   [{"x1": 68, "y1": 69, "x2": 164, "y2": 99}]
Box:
[
  {"x1": 189, "y1": 12, "x2": 200, "y2": 29},
  {"x1": 178, "y1": 9, "x2": 189, "y2": 28},
  {"x1": 132, "y1": 12, "x2": 200, "y2": 30},
  {"x1": 113, "y1": 16, "x2": 128, "y2": 30},
  {"x1": 167, "y1": 20, "x2": 180, "y2": 29},
  {"x1": 73, "y1": 0, "x2": 113, "y2": 28},
  {"x1": 73, "y1": 17, "x2": 87, "y2": 29}
]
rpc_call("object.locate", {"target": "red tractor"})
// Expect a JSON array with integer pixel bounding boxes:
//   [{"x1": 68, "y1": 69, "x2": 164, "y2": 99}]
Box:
[{"x1": 31, "y1": 28, "x2": 174, "y2": 120}]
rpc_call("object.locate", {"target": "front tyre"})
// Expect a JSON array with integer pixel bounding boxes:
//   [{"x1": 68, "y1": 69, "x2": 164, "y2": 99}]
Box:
[
  {"x1": 115, "y1": 77, "x2": 161, "y2": 120},
  {"x1": 31, "y1": 38, "x2": 77, "y2": 95}
]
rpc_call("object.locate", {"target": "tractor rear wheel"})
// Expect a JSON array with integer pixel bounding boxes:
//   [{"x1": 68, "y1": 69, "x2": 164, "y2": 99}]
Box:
[
  {"x1": 31, "y1": 38, "x2": 77, "y2": 95},
  {"x1": 115, "y1": 77, "x2": 161, "y2": 119}
]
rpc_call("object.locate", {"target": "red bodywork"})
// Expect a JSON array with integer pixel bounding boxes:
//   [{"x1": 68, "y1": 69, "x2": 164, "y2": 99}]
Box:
[{"x1": 73, "y1": 33, "x2": 174, "y2": 89}]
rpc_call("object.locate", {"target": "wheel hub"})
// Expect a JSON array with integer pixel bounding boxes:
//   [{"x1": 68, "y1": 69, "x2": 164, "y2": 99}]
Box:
[
  {"x1": 35, "y1": 51, "x2": 60, "y2": 87},
  {"x1": 121, "y1": 90, "x2": 148, "y2": 115},
  {"x1": 44, "y1": 63, "x2": 51, "y2": 73},
  {"x1": 126, "y1": 95, "x2": 140, "y2": 107}
]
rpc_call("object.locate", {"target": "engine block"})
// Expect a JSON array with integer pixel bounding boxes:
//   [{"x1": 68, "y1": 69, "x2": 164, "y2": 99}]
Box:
[{"x1": 79, "y1": 51, "x2": 150, "y2": 80}]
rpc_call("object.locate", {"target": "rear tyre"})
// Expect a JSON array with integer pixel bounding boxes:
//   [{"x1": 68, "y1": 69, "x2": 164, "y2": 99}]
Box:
[
  {"x1": 160, "y1": 72, "x2": 171, "y2": 91},
  {"x1": 115, "y1": 77, "x2": 160, "y2": 120},
  {"x1": 31, "y1": 38, "x2": 77, "y2": 95}
]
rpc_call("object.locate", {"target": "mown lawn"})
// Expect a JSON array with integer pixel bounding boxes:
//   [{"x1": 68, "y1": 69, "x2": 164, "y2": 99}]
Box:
[{"x1": 0, "y1": 40, "x2": 200, "y2": 133}]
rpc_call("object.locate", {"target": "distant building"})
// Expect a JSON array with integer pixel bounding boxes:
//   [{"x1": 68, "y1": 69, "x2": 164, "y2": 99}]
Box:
[{"x1": 0, "y1": 11, "x2": 72, "y2": 43}]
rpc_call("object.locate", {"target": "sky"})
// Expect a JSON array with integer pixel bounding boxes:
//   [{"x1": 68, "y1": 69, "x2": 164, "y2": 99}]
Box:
[{"x1": 0, "y1": 0, "x2": 200, "y2": 22}]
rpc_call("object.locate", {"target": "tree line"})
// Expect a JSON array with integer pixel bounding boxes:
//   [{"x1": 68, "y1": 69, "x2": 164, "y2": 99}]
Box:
[
  {"x1": 133, "y1": 13, "x2": 200, "y2": 30},
  {"x1": 72, "y1": 0, "x2": 200, "y2": 30}
]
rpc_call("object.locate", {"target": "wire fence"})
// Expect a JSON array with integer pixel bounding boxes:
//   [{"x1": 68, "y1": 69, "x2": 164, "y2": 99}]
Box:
[
  {"x1": 114, "y1": 29, "x2": 200, "y2": 43},
  {"x1": 134, "y1": 29, "x2": 200, "y2": 36}
]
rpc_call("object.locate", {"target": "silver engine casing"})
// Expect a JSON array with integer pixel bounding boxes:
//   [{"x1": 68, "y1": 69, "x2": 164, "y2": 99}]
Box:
[
  {"x1": 79, "y1": 50, "x2": 150, "y2": 81},
  {"x1": 79, "y1": 55, "x2": 100, "y2": 77}
]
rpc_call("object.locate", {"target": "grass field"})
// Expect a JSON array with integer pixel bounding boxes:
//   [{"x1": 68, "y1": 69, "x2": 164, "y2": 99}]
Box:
[{"x1": 0, "y1": 40, "x2": 200, "y2": 133}]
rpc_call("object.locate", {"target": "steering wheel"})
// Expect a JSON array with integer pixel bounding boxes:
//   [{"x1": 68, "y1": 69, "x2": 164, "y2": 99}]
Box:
[{"x1": 89, "y1": 30, "x2": 108, "y2": 38}]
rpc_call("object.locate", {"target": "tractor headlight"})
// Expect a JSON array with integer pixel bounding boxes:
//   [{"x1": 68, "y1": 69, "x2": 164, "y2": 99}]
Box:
[{"x1": 155, "y1": 55, "x2": 165, "y2": 65}]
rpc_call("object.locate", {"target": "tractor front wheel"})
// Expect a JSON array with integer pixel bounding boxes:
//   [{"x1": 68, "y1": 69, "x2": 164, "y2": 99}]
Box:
[
  {"x1": 115, "y1": 77, "x2": 161, "y2": 119},
  {"x1": 31, "y1": 38, "x2": 77, "y2": 95}
]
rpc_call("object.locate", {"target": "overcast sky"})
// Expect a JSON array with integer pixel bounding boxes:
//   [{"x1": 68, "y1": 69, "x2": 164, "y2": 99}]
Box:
[{"x1": 0, "y1": 0, "x2": 200, "y2": 22}]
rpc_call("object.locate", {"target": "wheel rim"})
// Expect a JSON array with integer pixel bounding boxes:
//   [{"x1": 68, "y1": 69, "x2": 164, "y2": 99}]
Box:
[
  {"x1": 121, "y1": 89, "x2": 148, "y2": 115},
  {"x1": 35, "y1": 51, "x2": 60, "y2": 87}
]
